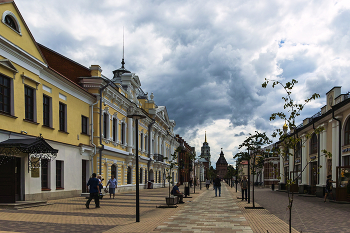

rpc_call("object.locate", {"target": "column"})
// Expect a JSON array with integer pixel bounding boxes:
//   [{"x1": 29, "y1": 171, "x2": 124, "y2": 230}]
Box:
[
  {"x1": 319, "y1": 125, "x2": 327, "y2": 186},
  {"x1": 155, "y1": 134, "x2": 159, "y2": 154},
  {"x1": 301, "y1": 135, "x2": 308, "y2": 185},
  {"x1": 331, "y1": 119, "x2": 339, "y2": 181},
  {"x1": 127, "y1": 118, "x2": 133, "y2": 153}
]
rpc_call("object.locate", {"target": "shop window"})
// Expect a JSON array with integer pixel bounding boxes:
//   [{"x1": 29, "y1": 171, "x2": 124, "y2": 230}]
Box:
[
  {"x1": 56, "y1": 160, "x2": 63, "y2": 189},
  {"x1": 0, "y1": 74, "x2": 11, "y2": 114},
  {"x1": 344, "y1": 119, "x2": 350, "y2": 145},
  {"x1": 81, "y1": 115, "x2": 88, "y2": 134},
  {"x1": 25, "y1": 86, "x2": 35, "y2": 121},
  {"x1": 310, "y1": 134, "x2": 318, "y2": 154},
  {"x1": 43, "y1": 95, "x2": 51, "y2": 127},
  {"x1": 41, "y1": 159, "x2": 50, "y2": 190},
  {"x1": 59, "y1": 102, "x2": 67, "y2": 132}
]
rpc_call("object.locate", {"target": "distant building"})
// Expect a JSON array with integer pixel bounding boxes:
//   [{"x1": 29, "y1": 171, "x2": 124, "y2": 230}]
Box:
[
  {"x1": 199, "y1": 131, "x2": 211, "y2": 178},
  {"x1": 216, "y1": 149, "x2": 228, "y2": 179},
  {"x1": 237, "y1": 160, "x2": 249, "y2": 179}
]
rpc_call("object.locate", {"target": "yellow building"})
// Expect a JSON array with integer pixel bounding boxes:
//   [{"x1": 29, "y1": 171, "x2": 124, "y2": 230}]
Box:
[{"x1": 0, "y1": 0, "x2": 179, "y2": 203}]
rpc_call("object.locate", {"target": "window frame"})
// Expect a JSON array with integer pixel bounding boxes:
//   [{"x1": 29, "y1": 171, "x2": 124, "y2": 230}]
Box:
[
  {"x1": 43, "y1": 95, "x2": 51, "y2": 127},
  {"x1": 310, "y1": 134, "x2": 318, "y2": 154},
  {"x1": 0, "y1": 73, "x2": 11, "y2": 115},
  {"x1": 59, "y1": 102, "x2": 67, "y2": 132},
  {"x1": 41, "y1": 159, "x2": 50, "y2": 190},
  {"x1": 25, "y1": 85, "x2": 35, "y2": 122},
  {"x1": 56, "y1": 160, "x2": 63, "y2": 189},
  {"x1": 1, "y1": 10, "x2": 22, "y2": 35},
  {"x1": 81, "y1": 115, "x2": 88, "y2": 135},
  {"x1": 345, "y1": 119, "x2": 350, "y2": 146}
]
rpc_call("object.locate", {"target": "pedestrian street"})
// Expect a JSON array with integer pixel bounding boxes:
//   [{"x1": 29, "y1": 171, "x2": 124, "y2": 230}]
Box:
[{"x1": 154, "y1": 184, "x2": 253, "y2": 232}]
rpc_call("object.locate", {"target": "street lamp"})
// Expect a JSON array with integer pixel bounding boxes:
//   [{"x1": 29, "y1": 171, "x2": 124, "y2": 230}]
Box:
[{"x1": 127, "y1": 106, "x2": 146, "y2": 223}]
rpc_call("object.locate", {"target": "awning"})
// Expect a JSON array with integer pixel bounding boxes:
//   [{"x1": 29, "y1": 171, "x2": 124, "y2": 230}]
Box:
[{"x1": 0, "y1": 135, "x2": 58, "y2": 171}]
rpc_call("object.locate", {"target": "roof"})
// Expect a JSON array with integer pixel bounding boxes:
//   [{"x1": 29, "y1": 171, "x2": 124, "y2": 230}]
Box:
[{"x1": 216, "y1": 150, "x2": 228, "y2": 165}]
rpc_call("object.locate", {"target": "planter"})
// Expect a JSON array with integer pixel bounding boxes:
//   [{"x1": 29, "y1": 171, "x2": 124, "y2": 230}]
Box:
[{"x1": 165, "y1": 196, "x2": 178, "y2": 205}]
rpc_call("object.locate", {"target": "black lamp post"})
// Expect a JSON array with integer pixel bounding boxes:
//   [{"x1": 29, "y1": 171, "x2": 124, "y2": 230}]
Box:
[{"x1": 127, "y1": 106, "x2": 145, "y2": 223}]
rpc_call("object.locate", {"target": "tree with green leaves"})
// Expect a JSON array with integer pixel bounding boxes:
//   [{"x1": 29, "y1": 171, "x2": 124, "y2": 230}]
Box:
[
  {"x1": 262, "y1": 78, "x2": 332, "y2": 233},
  {"x1": 234, "y1": 131, "x2": 272, "y2": 208},
  {"x1": 164, "y1": 148, "x2": 180, "y2": 201}
]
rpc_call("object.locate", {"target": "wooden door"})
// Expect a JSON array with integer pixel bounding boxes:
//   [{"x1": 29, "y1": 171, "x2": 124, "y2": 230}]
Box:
[{"x1": 0, "y1": 157, "x2": 16, "y2": 203}]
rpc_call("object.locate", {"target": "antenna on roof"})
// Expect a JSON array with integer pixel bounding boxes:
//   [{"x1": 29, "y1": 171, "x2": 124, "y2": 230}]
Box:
[{"x1": 121, "y1": 27, "x2": 125, "y2": 69}]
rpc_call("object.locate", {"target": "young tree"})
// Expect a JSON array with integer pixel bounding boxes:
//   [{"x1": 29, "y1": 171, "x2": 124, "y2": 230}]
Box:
[
  {"x1": 235, "y1": 131, "x2": 272, "y2": 208},
  {"x1": 164, "y1": 148, "x2": 179, "y2": 202},
  {"x1": 262, "y1": 78, "x2": 331, "y2": 232}
]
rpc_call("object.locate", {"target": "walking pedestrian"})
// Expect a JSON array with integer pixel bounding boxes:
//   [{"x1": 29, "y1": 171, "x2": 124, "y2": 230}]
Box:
[
  {"x1": 241, "y1": 176, "x2": 248, "y2": 201},
  {"x1": 86, "y1": 173, "x2": 100, "y2": 209},
  {"x1": 106, "y1": 175, "x2": 118, "y2": 199},
  {"x1": 213, "y1": 175, "x2": 222, "y2": 197},
  {"x1": 324, "y1": 175, "x2": 335, "y2": 202},
  {"x1": 205, "y1": 178, "x2": 210, "y2": 189}
]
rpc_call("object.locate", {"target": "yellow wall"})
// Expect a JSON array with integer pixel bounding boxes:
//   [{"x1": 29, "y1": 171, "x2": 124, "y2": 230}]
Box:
[{"x1": 0, "y1": 3, "x2": 46, "y2": 63}]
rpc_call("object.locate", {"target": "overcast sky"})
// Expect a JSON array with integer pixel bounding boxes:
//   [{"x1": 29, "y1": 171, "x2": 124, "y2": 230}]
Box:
[{"x1": 16, "y1": 0, "x2": 350, "y2": 168}]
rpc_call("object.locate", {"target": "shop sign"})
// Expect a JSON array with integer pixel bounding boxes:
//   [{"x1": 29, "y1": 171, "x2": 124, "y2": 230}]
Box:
[
  {"x1": 295, "y1": 159, "x2": 301, "y2": 163},
  {"x1": 284, "y1": 161, "x2": 289, "y2": 166},
  {"x1": 310, "y1": 155, "x2": 317, "y2": 160}
]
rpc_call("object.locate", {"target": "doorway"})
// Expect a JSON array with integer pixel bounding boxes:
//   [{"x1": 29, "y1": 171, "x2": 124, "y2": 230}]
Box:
[
  {"x1": 0, "y1": 157, "x2": 16, "y2": 203},
  {"x1": 310, "y1": 162, "x2": 318, "y2": 194},
  {"x1": 82, "y1": 160, "x2": 87, "y2": 193}
]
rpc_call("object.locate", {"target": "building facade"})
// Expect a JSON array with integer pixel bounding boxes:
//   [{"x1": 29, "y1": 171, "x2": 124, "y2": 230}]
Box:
[
  {"x1": 275, "y1": 86, "x2": 350, "y2": 201},
  {"x1": 216, "y1": 149, "x2": 228, "y2": 179},
  {"x1": 0, "y1": 0, "x2": 180, "y2": 203}
]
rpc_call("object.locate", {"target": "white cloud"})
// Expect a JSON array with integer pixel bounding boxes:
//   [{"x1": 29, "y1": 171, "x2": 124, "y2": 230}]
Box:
[{"x1": 14, "y1": 0, "x2": 350, "y2": 168}]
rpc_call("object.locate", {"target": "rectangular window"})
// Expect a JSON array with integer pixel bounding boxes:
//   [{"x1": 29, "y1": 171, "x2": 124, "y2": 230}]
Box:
[
  {"x1": 103, "y1": 113, "x2": 108, "y2": 139},
  {"x1": 121, "y1": 122, "x2": 125, "y2": 144},
  {"x1": 59, "y1": 102, "x2": 66, "y2": 131},
  {"x1": 112, "y1": 118, "x2": 117, "y2": 141},
  {"x1": 43, "y1": 95, "x2": 51, "y2": 127},
  {"x1": 81, "y1": 115, "x2": 88, "y2": 134},
  {"x1": 0, "y1": 74, "x2": 11, "y2": 114},
  {"x1": 25, "y1": 86, "x2": 34, "y2": 121},
  {"x1": 56, "y1": 160, "x2": 63, "y2": 188},
  {"x1": 41, "y1": 159, "x2": 50, "y2": 189}
]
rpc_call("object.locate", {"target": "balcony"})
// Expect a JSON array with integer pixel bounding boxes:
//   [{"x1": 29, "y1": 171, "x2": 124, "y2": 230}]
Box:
[{"x1": 154, "y1": 154, "x2": 164, "y2": 162}]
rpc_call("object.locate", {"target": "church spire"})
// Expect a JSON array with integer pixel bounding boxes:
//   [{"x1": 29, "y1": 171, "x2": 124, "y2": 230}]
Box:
[{"x1": 205, "y1": 131, "x2": 207, "y2": 143}]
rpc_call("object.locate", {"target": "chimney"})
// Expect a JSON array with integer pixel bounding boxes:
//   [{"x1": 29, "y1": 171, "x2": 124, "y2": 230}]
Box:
[{"x1": 90, "y1": 65, "x2": 102, "y2": 77}]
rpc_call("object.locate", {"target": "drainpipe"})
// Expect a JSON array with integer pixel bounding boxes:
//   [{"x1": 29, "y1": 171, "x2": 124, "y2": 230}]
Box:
[
  {"x1": 147, "y1": 119, "x2": 156, "y2": 181},
  {"x1": 332, "y1": 107, "x2": 342, "y2": 168},
  {"x1": 99, "y1": 80, "x2": 111, "y2": 175},
  {"x1": 90, "y1": 98, "x2": 99, "y2": 174}
]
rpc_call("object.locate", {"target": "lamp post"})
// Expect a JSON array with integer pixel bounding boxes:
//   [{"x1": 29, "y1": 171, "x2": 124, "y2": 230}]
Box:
[
  {"x1": 127, "y1": 106, "x2": 146, "y2": 223},
  {"x1": 235, "y1": 161, "x2": 238, "y2": 192}
]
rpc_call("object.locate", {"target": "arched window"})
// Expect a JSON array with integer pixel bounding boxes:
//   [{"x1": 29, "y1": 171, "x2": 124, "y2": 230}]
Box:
[
  {"x1": 310, "y1": 134, "x2": 317, "y2": 154},
  {"x1": 111, "y1": 164, "x2": 117, "y2": 179},
  {"x1": 140, "y1": 168, "x2": 143, "y2": 184},
  {"x1": 345, "y1": 119, "x2": 350, "y2": 145},
  {"x1": 145, "y1": 170, "x2": 148, "y2": 183},
  {"x1": 127, "y1": 166, "x2": 132, "y2": 184},
  {"x1": 2, "y1": 11, "x2": 21, "y2": 34}
]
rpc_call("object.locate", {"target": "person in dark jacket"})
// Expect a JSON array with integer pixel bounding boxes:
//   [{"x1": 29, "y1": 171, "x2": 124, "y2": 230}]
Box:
[
  {"x1": 213, "y1": 175, "x2": 222, "y2": 197},
  {"x1": 86, "y1": 173, "x2": 100, "y2": 208}
]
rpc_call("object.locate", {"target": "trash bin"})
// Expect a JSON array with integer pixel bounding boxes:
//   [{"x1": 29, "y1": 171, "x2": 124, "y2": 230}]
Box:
[{"x1": 271, "y1": 184, "x2": 275, "y2": 191}]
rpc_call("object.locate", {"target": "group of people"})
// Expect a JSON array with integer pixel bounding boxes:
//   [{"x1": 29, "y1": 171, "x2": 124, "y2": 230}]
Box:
[{"x1": 85, "y1": 173, "x2": 118, "y2": 209}]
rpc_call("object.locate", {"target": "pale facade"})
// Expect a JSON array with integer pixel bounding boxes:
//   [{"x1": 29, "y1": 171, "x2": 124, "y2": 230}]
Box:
[{"x1": 277, "y1": 86, "x2": 350, "y2": 200}]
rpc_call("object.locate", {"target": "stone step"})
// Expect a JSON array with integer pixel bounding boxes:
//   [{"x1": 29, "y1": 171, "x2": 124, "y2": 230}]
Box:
[{"x1": 0, "y1": 201, "x2": 51, "y2": 210}]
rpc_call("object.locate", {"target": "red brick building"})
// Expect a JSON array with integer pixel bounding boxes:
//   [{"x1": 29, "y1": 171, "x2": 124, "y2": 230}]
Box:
[{"x1": 216, "y1": 149, "x2": 228, "y2": 179}]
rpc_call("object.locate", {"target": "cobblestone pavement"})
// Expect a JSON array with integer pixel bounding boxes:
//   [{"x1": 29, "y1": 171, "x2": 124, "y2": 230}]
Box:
[
  {"x1": 0, "y1": 185, "x2": 204, "y2": 233},
  {"x1": 154, "y1": 184, "x2": 253, "y2": 233},
  {"x1": 240, "y1": 185, "x2": 350, "y2": 233}
]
